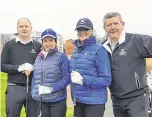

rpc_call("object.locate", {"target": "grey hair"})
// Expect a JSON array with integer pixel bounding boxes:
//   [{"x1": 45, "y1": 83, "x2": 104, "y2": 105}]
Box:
[{"x1": 103, "y1": 12, "x2": 124, "y2": 26}]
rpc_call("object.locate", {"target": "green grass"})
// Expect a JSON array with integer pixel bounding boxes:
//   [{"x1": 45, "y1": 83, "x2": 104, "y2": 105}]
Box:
[{"x1": 0, "y1": 72, "x2": 73, "y2": 117}]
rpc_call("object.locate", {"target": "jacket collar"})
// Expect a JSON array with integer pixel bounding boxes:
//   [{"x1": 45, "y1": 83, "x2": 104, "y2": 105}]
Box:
[
  {"x1": 16, "y1": 36, "x2": 33, "y2": 44},
  {"x1": 103, "y1": 31, "x2": 126, "y2": 54},
  {"x1": 38, "y1": 47, "x2": 58, "y2": 58},
  {"x1": 108, "y1": 31, "x2": 126, "y2": 46},
  {"x1": 74, "y1": 36, "x2": 96, "y2": 49}
]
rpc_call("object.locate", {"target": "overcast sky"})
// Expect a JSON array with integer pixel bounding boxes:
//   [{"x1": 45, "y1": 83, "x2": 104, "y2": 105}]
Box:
[{"x1": 0, "y1": 0, "x2": 152, "y2": 39}]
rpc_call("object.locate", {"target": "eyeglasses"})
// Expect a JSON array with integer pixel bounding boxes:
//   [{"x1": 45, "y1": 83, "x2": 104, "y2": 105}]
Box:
[{"x1": 76, "y1": 28, "x2": 90, "y2": 31}]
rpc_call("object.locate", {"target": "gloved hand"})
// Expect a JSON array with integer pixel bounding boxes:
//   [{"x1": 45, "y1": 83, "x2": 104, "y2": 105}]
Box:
[
  {"x1": 18, "y1": 63, "x2": 33, "y2": 72},
  {"x1": 147, "y1": 71, "x2": 152, "y2": 91},
  {"x1": 39, "y1": 85, "x2": 53, "y2": 95},
  {"x1": 24, "y1": 63, "x2": 34, "y2": 71},
  {"x1": 18, "y1": 63, "x2": 25, "y2": 72},
  {"x1": 71, "y1": 71, "x2": 83, "y2": 85}
]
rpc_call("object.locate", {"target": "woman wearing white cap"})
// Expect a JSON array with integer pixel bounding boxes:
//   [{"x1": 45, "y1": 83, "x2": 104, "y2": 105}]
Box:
[
  {"x1": 31, "y1": 28, "x2": 70, "y2": 117},
  {"x1": 70, "y1": 18, "x2": 112, "y2": 117}
]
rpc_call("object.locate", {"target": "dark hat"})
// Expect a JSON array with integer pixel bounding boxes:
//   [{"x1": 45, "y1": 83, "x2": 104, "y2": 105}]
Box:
[
  {"x1": 75, "y1": 18, "x2": 93, "y2": 30},
  {"x1": 41, "y1": 28, "x2": 57, "y2": 40}
]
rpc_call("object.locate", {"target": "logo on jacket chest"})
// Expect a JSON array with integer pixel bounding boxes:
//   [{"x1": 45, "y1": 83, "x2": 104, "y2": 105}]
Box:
[
  {"x1": 84, "y1": 52, "x2": 88, "y2": 57},
  {"x1": 30, "y1": 49, "x2": 36, "y2": 54},
  {"x1": 119, "y1": 49, "x2": 127, "y2": 56}
]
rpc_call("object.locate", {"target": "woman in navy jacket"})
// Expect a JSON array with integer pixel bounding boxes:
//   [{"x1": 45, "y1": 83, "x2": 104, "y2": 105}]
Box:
[
  {"x1": 70, "y1": 18, "x2": 112, "y2": 117},
  {"x1": 31, "y1": 28, "x2": 70, "y2": 117}
]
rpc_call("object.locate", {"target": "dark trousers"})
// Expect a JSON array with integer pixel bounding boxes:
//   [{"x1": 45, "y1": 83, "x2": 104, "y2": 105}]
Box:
[
  {"x1": 111, "y1": 92, "x2": 149, "y2": 117},
  {"x1": 149, "y1": 90, "x2": 152, "y2": 117},
  {"x1": 5, "y1": 85, "x2": 38, "y2": 117},
  {"x1": 41, "y1": 99, "x2": 67, "y2": 117},
  {"x1": 74, "y1": 102, "x2": 105, "y2": 117}
]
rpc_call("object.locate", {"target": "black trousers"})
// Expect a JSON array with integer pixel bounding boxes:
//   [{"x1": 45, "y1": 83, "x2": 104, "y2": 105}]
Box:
[
  {"x1": 5, "y1": 85, "x2": 38, "y2": 117},
  {"x1": 41, "y1": 99, "x2": 67, "y2": 117},
  {"x1": 111, "y1": 92, "x2": 149, "y2": 117},
  {"x1": 74, "y1": 102, "x2": 105, "y2": 117}
]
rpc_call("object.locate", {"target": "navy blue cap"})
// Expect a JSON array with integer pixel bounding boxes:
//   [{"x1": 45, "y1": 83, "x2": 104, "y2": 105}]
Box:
[
  {"x1": 75, "y1": 18, "x2": 93, "y2": 30},
  {"x1": 41, "y1": 28, "x2": 57, "y2": 40}
]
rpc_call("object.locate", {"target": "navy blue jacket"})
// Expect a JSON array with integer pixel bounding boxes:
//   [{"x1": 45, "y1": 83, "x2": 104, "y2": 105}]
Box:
[{"x1": 31, "y1": 49, "x2": 70, "y2": 102}]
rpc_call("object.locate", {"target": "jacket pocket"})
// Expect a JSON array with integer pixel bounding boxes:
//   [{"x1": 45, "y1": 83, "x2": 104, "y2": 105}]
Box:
[{"x1": 135, "y1": 72, "x2": 140, "y2": 89}]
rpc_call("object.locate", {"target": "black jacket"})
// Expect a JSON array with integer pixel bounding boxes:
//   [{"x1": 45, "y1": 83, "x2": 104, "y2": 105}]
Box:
[{"x1": 103, "y1": 33, "x2": 152, "y2": 98}]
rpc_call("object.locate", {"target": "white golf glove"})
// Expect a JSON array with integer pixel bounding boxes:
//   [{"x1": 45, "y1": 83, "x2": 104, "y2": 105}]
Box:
[
  {"x1": 71, "y1": 71, "x2": 83, "y2": 85},
  {"x1": 24, "y1": 63, "x2": 34, "y2": 71},
  {"x1": 147, "y1": 71, "x2": 152, "y2": 91},
  {"x1": 18, "y1": 63, "x2": 33, "y2": 72},
  {"x1": 18, "y1": 64, "x2": 25, "y2": 72},
  {"x1": 39, "y1": 85, "x2": 53, "y2": 95}
]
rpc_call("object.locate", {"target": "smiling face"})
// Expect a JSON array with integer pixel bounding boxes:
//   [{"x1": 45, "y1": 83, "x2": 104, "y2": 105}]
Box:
[
  {"x1": 76, "y1": 28, "x2": 93, "y2": 41},
  {"x1": 104, "y1": 16, "x2": 125, "y2": 41},
  {"x1": 17, "y1": 18, "x2": 32, "y2": 40},
  {"x1": 42, "y1": 37, "x2": 56, "y2": 52}
]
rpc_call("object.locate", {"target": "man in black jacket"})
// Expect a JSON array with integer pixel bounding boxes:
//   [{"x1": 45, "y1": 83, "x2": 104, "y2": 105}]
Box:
[
  {"x1": 1, "y1": 18, "x2": 41, "y2": 117},
  {"x1": 102, "y1": 12, "x2": 152, "y2": 117}
]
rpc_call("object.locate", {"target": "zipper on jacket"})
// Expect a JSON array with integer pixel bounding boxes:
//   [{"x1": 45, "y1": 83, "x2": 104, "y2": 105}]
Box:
[
  {"x1": 40, "y1": 59, "x2": 46, "y2": 101},
  {"x1": 135, "y1": 72, "x2": 140, "y2": 89},
  {"x1": 42, "y1": 55, "x2": 49, "y2": 83},
  {"x1": 73, "y1": 51, "x2": 80, "y2": 106},
  {"x1": 42, "y1": 59, "x2": 46, "y2": 84},
  {"x1": 110, "y1": 46, "x2": 113, "y2": 62},
  {"x1": 111, "y1": 42, "x2": 120, "y2": 62},
  {"x1": 110, "y1": 54, "x2": 113, "y2": 62}
]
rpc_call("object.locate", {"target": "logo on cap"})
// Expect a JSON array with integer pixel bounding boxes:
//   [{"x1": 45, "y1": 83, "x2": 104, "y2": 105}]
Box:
[
  {"x1": 80, "y1": 20, "x2": 85, "y2": 24},
  {"x1": 46, "y1": 30, "x2": 49, "y2": 32}
]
